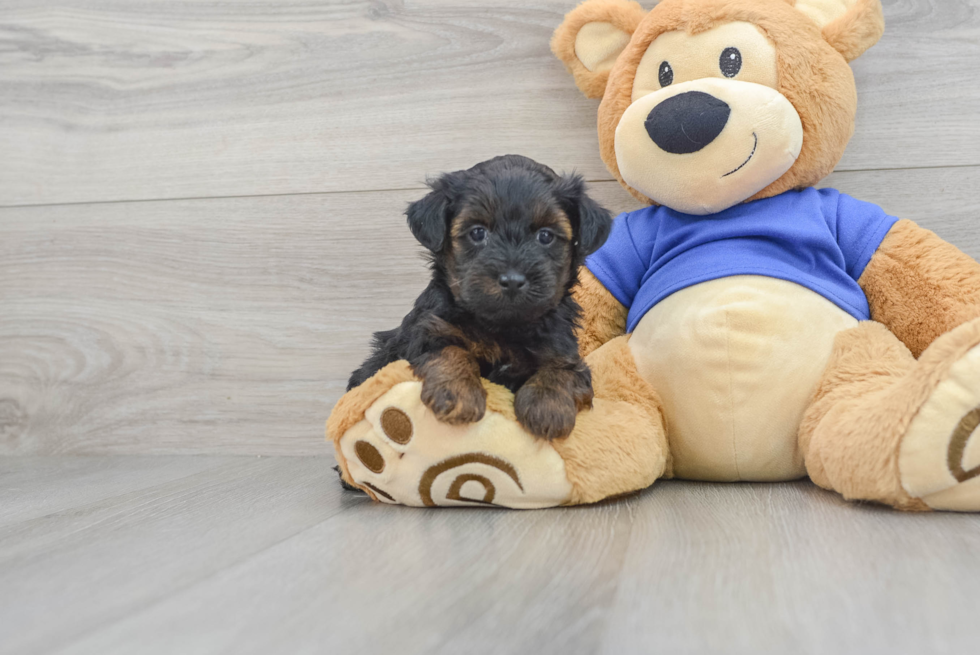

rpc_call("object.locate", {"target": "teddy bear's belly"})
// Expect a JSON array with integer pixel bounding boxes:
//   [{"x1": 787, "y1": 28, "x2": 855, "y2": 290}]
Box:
[{"x1": 628, "y1": 275, "x2": 859, "y2": 482}]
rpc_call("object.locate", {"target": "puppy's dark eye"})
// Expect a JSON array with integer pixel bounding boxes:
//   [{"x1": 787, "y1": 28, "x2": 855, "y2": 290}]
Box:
[
  {"x1": 536, "y1": 229, "x2": 555, "y2": 246},
  {"x1": 469, "y1": 226, "x2": 487, "y2": 243},
  {"x1": 720, "y1": 47, "x2": 742, "y2": 78},
  {"x1": 659, "y1": 61, "x2": 673, "y2": 87}
]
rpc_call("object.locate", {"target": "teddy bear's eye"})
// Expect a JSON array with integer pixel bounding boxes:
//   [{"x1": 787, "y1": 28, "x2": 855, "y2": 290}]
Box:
[
  {"x1": 720, "y1": 47, "x2": 742, "y2": 78},
  {"x1": 658, "y1": 61, "x2": 673, "y2": 87}
]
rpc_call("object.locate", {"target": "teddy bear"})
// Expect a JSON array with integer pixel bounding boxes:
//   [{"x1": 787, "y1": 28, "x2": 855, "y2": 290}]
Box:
[{"x1": 327, "y1": 0, "x2": 980, "y2": 512}]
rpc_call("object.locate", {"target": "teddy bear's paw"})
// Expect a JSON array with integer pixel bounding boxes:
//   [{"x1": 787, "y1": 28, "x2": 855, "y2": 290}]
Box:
[
  {"x1": 336, "y1": 381, "x2": 574, "y2": 508},
  {"x1": 900, "y1": 342, "x2": 980, "y2": 511}
]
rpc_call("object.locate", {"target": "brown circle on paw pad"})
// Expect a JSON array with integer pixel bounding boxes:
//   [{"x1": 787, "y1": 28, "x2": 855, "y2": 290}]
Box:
[
  {"x1": 447, "y1": 474, "x2": 495, "y2": 505},
  {"x1": 355, "y1": 440, "x2": 385, "y2": 474},
  {"x1": 418, "y1": 453, "x2": 522, "y2": 507},
  {"x1": 948, "y1": 406, "x2": 980, "y2": 482},
  {"x1": 380, "y1": 407, "x2": 413, "y2": 444}
]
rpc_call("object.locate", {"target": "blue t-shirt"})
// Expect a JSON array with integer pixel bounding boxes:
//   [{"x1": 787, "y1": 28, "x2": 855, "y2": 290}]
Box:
[{"x1": 586, "y1": 188, "x2": 898, "y2": 333}]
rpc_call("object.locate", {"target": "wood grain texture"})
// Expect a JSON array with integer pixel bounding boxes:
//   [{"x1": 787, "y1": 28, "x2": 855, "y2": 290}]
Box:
[
  {"x1": 0, "y1": 455, "x2": 345, "y2": 655},
  {"x1": 0, "y1": 188, "x2": 432, "y2": 456},
  {"x1": 3, "y1": 2, "x2": 980, "y2": 651},
  {"x1": 0, "y1": 0, "x2": 978, "y2": 206},
  {"x1": 2, "y1": 165, "x2": 978, "y2": 456},
  {"x1": 0, "y1": 455, "x2": 233, "y2": 528},
  {"x1": 1, "y1": 457, "x2": 976, "y2": 655},
  {"x1": 601, "y1": 482, "x2": 980, "y2": 654}
]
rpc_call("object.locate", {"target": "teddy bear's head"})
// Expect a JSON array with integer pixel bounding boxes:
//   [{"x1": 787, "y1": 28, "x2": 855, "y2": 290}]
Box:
[{"x1": 553, "y1": 0, "x2": 884, "y2": 215}]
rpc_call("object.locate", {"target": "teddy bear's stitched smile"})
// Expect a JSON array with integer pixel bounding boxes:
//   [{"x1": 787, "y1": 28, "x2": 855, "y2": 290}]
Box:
[{"x1": 722, "y1": 132, "x2": 759, "y2": 178}]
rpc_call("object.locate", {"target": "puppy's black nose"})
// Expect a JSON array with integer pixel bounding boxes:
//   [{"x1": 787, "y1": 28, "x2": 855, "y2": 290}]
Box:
[
  {"x1": 498, "y1": 271, "x2": 527, "y2": 293},
  {"x1": 645, "y1": 91, "x2": 731, "y2": 154}
]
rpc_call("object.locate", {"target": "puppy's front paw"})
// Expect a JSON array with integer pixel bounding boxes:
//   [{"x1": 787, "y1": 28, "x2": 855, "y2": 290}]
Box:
[
  {"x1": 421, "y1": 377, "x2": 487, "y2": 425},
  {"x1": 515, "y1": 384, "x2": 578, "y2": 441}
]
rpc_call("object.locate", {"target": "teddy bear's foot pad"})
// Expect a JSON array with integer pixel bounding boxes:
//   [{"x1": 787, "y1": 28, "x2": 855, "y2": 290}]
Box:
[
  {"x1": 901, "y1": 343, "x2": 980, "y2": 511},
  {"x1": 337, "y1": 381, "x2": 574, "y2": 508}
]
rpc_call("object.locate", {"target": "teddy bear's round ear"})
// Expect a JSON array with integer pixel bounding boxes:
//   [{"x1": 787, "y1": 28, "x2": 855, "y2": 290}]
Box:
[
  {"x1": 790, "y1": 0, "x2": 885, "y2": 62},
  {"x1": 551, "y1": 0, "x2": 648, "y2": 99}
]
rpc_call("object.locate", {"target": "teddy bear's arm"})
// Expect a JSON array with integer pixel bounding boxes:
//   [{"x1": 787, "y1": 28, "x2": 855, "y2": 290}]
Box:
[
  {"x1": 573, "y1": 267, "x2": 628, "y2": 358},
  {"x1": 859, "y1": 219, "x2": 980, "y2": 358}
]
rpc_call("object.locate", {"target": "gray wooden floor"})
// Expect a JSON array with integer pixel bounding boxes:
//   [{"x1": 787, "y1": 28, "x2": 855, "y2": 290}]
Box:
[
  {"x1": 2, "y1": 456, "x2": 980, "y2": 655},
  {"x1": 3, "y1": 1, "x2": 980, "y2": 653}
]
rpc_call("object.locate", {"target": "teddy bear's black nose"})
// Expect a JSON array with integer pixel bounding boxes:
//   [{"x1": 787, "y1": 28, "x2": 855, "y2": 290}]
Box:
[{"x1": 645, "y1": 91, "x2": 731, "y2": 154}]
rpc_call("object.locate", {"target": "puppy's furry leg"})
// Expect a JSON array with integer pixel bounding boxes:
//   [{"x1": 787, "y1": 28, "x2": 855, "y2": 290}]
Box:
[
  {"x1": 515, "y1": 362, "x2": 593, "y2": 440},
  {"x1": 413, "y1": 346, "x2": 488, "y2": 425}
]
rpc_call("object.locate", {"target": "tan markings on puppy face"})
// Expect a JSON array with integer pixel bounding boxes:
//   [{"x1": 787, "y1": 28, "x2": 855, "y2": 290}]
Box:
[
  {"x1": 450, "y1": 209, "x2": 493, "y2": 241},
  {"x1": 532, "y1": 207, "x2": 573, "y2": 241},
  {"x1": 527, "y1": 205, "x2": 576, "y2": 305},
  {"x1": 448, "y1": 210, "x2": 493, "y2": 302},
  {"x1": 471, "y1": 272, "x2": 506, "y2": 302},
  {"x1": 614, "y1": 21, "x2": 802, "y2": 215},
  {"x1": 450, "y1": 214, "x2": 468, "y2": 241},
  {"x1": 546, "y1": 209, "x2": 577, "y2": 304},
  {"x1": 443, "y1": 214, "x2": 469, "y2": 299}
]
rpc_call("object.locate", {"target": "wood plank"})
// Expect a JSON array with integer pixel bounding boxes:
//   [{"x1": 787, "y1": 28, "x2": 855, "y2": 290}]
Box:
[
  {"x1": 1, "y1": 0, "x2": 978, "y2": 206},
  {"x1": 15, "y1": 474, "x2": 973, "y2": 655},
  {"x1": 0, "y1": 455, "x2": 236, "y2": 528},
  {"x1": 0, "y1": 188, "x2": 433, "y2": 456},
  {"x1": 599, "y1": 482, "x2": 980, "y2": 654},
  {"x1": 0, "y1": 455, "x2": 346, "y2": 655},
  {"x1": 2, "y1": 165, "x2": 978, "y2": 455},
  {"x1": 45, "y1": 469, "x2": 638, "y2": 655}
]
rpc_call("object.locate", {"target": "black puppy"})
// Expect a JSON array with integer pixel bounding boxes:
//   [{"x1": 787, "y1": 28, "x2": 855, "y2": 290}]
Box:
[{"x1": 347, "y1": 155, "x2": 613, "y2": 440}]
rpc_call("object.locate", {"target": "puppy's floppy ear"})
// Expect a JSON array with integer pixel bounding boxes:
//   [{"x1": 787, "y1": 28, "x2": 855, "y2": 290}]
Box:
[
  {"x1": 406, "y1": 173, "x2": 461, "y2": 252},
  {"x1": 555, "y1": 174, "x2": 613, "y2": 259},
  {"x1": 551, "y1": 0, "x2": 647, "y2": 99}
]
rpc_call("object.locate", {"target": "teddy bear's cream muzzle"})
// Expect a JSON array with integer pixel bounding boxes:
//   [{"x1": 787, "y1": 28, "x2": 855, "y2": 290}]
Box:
[{"x1": 614, "y1": 78, "x2": 804, "y2": 215}]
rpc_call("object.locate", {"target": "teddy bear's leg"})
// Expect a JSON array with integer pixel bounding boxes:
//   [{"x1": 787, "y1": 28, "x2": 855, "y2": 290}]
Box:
[
  {"x1": 551, "y1": 334, "x2": 671, "y2": 504},
  {"x1": 327, "y1": 336, "x2": 670, "y2": 508},
  {"x1": 800, "y1": 318, "x2": 980, "y2": 511}
]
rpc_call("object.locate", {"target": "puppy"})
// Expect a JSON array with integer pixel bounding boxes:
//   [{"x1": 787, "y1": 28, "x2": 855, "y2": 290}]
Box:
[{"x1": 347, "y1": 155, "x2": 613, "y2": 440}]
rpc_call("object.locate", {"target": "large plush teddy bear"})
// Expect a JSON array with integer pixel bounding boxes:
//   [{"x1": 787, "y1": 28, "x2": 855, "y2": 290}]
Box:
[{"x1": 327, "y1": 0, "x2": 980, "y2": 512}]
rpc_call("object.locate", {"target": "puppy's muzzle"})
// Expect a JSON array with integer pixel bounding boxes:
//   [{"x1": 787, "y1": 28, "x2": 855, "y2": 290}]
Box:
[{"x1": 644, "y1": 91, "x2": 731, "y2": 155}]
